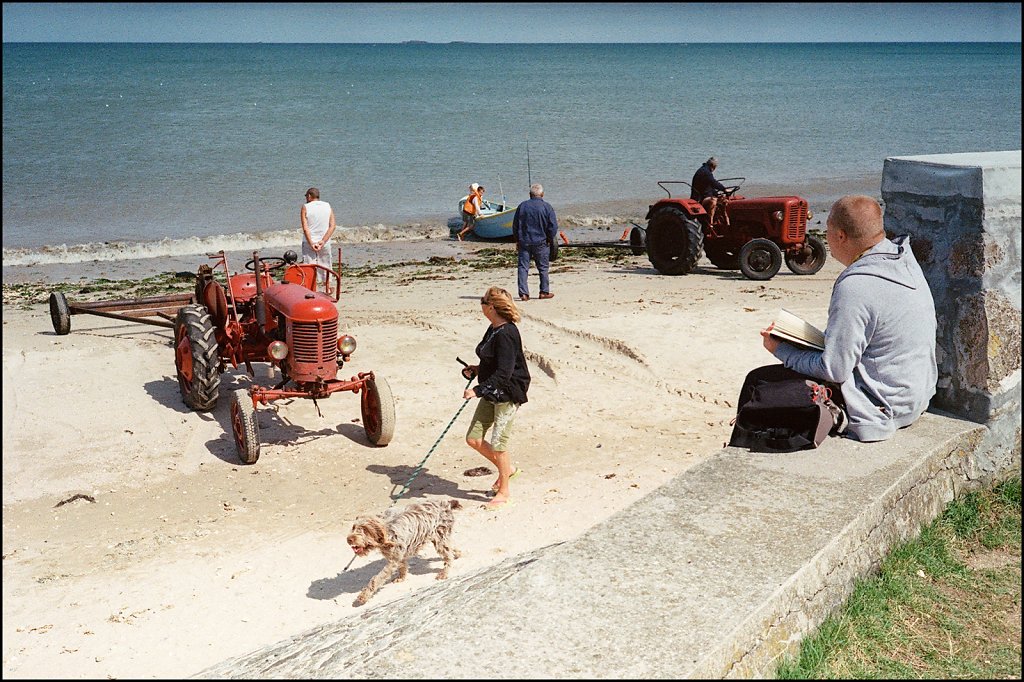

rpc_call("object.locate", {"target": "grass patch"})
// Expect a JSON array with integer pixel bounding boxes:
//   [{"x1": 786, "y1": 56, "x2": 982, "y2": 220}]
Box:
[
  {"x1": 4, "y1": 246, "x2": 635, "y2": 307},
  {"x1": 775, "y1": 476, "x2": 1021, "y2": 679}
]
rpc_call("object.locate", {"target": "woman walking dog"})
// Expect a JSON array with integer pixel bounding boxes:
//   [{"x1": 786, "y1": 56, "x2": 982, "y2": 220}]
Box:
[{"x1": 460, "y1": 287, "x2": 531, "y2": 509}]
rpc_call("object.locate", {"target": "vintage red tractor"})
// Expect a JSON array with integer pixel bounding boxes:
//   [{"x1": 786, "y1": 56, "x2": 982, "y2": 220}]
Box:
[
  {"x1": 49, "y1": 249, "x2": 395, "y2": 464},
  {"x1": 637, "y1": 178, "x2": 826, "y2": 280},
  {"x1": 176, "y1": 250, "x2": 395, "y2": 463}
]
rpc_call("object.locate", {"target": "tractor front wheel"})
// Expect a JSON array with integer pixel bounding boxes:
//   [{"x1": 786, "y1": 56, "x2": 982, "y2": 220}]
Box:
[
  {"x1": 230, "y1": 389, "x2": 261, "y2": 464},
  {"x1": 739, "y1": 239, "x2": 784, "y2": 281},
  {"x1": 49, "y1": 292, "x2": 71, "y2": 335},
  {"x1": 361, "y1": 375, "x2": 396, "y2": 446},
  {"x1": 646, "y1": 206, "x2": 704, "y2": 275},
  {"x1": 785, "y1": 235, "x2": 828, "y2": 275},
  {"x1": 174, "y1": 304, "x2": 221, "y2": 411}
]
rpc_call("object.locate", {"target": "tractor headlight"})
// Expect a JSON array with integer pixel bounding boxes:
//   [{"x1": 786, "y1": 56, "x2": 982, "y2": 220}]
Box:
[
  {"x1": 807, "y1": 209, "x2": 814, "y2": 220},
  {"x1": 773, "y1": 210, "x2": 784, "y2": 222},
  {"x1": 268, "y1": 340, "x2": 289, "y2": 360},
  {"x1": 338, "y1": 335, "x2": 357, "y2": 355}
]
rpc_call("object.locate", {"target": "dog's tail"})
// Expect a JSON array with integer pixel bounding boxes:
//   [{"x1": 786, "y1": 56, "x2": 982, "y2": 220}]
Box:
[{"x1": 447, "y1": 499, "x2": 463, "y2": 511}]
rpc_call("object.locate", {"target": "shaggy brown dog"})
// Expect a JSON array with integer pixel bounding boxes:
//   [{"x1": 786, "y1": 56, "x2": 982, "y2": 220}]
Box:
[{"x1": 346, "y1": 499, "x2": 462, "y2": 606}]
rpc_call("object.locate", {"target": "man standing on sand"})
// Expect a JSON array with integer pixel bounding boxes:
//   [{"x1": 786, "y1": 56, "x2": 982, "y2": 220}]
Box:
[
  {"x1": 757, "y1": 194, "x2": 937, "y2": 442},
  {"x1": 300, "y1": 187, "x2": 337, "y2": 286},
  {"x1": 512, "y1": 183, "x2": 559, "y2": 301}
]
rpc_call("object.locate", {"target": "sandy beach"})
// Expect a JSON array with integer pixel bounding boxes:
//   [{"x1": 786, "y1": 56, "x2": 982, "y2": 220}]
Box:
[{"x1": 2, "y1": 234, "x2": 844, "y2": 678}]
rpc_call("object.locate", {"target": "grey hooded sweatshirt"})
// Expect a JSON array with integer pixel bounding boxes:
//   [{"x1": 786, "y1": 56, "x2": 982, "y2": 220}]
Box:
[{"x1": 773, "y1": 235, "x2": 937, "y2": 442}]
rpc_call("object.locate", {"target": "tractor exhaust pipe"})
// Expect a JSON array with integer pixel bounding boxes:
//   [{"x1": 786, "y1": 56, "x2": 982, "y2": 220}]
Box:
[{"x1": 252, "y1": 251, "x2": 267, "y2": 328}]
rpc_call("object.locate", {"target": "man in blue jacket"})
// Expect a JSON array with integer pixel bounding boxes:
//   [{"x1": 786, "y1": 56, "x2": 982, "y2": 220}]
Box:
[
  {"x1": 691, "y1": 156, "x2": 730, "y2": 226},
  {"x1": 760, "y1": 195, "x2": 938, "y2": 441},
  {"x1": 512, "y1": 183, "x2": 559, "y2": 301}
]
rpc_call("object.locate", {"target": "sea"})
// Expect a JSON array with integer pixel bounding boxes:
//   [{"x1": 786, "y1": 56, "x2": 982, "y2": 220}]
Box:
[{"x1": 2, "y1": 42, "x2": 1021, "y2": 268}]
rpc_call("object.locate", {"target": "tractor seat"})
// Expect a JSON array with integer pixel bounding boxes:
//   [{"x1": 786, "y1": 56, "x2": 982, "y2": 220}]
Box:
[
  {"x1": 229, "y1": 272, "x2": 274, "y2": 302},
  {"x1": 282, "y1": 263, "x2": 319, "y2": 291}
]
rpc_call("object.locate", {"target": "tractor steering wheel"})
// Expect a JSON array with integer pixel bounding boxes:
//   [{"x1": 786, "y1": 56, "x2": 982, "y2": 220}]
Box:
[
  {"x1": 723, "y1": 186, "x2": 741, "y2": 197},
  {"x1": 245, "y1": 256, "x2": 288, "y2": 272}
]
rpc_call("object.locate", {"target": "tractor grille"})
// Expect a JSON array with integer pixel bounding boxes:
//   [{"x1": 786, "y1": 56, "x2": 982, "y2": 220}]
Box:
[
  {"x1": 786, "y1": 204, "x2": 808, "y2": 242},
  {"x1": 291, "y1": 319, "x2": 338, "y2": 364}
]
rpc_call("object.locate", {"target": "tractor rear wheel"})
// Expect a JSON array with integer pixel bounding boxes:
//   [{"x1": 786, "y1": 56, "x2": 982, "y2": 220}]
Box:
[
  {"x1": 628, "y1": 226, "x2": 646, "y2": 256},
  {"x1": 785, "y1": 235, "x2": 828, "y2": 275},
  {"x1": 361, "y1": 375, "x2": 396, "y2": 446},
  {"x1": 49, "y1": 292, "x2": 71, "y2": 335},
  {"x1": 739, "y1": 238, "x2": 784, "y2": 281},
  {"x1": 646, "y1": 206, "x2": 703, "y2": 275},
  {"x1": 174, "y1": 304, "x2": 221, "y2": 411},
  {"x1": 230, "y1": 389, "x2": 261, "y2": 464},
  {"x1": 704, "y1": 243, "x2": 740, "y2": 270}
]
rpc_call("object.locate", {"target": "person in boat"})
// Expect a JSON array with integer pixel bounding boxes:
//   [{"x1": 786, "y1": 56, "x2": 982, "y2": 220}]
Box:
[
  {"x1": 691, "y1": 156, "x2": 730, "y2": 227},
  {"x1": 457, "y1": 182, "x2": 483, "y2": 241}
]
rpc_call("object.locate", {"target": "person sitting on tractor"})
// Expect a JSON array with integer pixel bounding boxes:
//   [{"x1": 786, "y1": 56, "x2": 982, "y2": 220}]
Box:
[{"x1": 691, "y1": 156, "x2": 730, "y2": 227}]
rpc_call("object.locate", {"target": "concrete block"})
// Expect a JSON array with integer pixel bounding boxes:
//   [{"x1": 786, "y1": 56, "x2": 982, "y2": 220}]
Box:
[{"x1": 881, "y1": 151, "x2": 1020, "y2": 457}]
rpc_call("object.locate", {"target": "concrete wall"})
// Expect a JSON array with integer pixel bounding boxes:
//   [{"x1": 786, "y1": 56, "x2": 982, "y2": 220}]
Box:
[{"x1": 881, "y1": 150, "x2": 1021, "y2": 485}]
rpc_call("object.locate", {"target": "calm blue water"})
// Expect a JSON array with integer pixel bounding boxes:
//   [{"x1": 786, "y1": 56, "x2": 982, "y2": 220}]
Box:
[{"x1": 2, "y1": 42, "x2": 1020, "y2": 261}]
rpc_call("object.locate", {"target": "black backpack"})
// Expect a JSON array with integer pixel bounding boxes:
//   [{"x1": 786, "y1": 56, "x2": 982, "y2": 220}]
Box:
[{"x1": 728, "y1": 374, "x2": 841, "y2": 453}]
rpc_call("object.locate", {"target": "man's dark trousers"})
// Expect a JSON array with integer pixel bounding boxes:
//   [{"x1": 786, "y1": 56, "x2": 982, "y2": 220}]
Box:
[{"x1": 517, "y1": 243, "x2": 550, "y2": 298}]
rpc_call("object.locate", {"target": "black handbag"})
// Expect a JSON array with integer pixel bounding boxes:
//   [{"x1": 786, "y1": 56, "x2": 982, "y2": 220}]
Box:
[{"x1": 728, "y1": 375, "x2": 840, "y2": 453}]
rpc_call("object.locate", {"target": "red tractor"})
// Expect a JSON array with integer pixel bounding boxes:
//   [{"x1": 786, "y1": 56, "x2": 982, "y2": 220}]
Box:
[
  {"x1": 637, "y1": 178, "x2": 826, "y2": 280},
  {"x1": 48, "y1": 249, "x2": 395, "y2": 464},
  {"x1": 173, "y1": 250, "x2": 396, "y2": 463}
]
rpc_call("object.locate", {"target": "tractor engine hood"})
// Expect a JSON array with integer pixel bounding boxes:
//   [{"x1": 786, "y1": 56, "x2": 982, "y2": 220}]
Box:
[
  {"x1": 729, "y1": 195, "x2": 806, "y2": 212},
  {"x1": 263, "y1": 283, "x2": 338, "y2": 323}
]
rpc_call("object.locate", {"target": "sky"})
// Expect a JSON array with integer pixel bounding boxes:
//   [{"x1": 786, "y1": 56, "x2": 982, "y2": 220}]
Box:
[{"x1": 2, "y1": 2, "x2": 1021, "y2": 43}]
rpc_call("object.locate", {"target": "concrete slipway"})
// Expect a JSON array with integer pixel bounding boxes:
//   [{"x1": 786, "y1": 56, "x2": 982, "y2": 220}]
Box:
[{"x1": 195, "y1": 409, "x2": 1013, "y2": 679}]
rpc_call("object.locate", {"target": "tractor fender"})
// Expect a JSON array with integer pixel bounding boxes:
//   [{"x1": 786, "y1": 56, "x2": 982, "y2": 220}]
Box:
[{"x1": 645, "y1": 198, "x2": 706, "y2": 221}]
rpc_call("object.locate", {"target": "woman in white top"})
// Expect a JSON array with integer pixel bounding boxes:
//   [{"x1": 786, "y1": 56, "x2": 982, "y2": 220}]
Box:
[{"x1": 300, "y1": 187, "x2": 337, "y2": 284}]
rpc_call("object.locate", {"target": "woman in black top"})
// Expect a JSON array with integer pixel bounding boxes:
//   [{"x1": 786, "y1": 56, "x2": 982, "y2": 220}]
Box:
[{"x1": 461, "y1": 286, "x2": 531, "y2": 509}]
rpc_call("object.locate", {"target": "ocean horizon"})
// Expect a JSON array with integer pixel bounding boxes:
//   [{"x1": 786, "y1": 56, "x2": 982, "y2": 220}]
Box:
[{"x1": 3, "y1": 41, "x2": 1020, "y2": 266}]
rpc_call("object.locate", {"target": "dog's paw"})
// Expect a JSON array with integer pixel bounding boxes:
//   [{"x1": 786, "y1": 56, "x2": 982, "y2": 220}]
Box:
[
  {"x1": 353, "y1": 594, "x2": 369, "y2": 607},
  {"x1": 392, "y1": 576, "x2": 406, "y2": 583},
  {"x1": 436, "y1": 571, "x2": 449, "y2": 581}
]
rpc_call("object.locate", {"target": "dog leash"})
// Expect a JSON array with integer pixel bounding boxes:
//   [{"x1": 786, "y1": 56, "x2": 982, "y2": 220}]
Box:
[
  {"x1": 388, "y1": 375, "x2": 474, "y2": 505},
  {"x1": 344, "y1": 366, "x2": 474, "y2": 572}
]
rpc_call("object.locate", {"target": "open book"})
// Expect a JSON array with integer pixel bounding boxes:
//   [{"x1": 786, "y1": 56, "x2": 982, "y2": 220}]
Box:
[{"x1": 770, "y1": 309, "x2": 825, "y2": 351}]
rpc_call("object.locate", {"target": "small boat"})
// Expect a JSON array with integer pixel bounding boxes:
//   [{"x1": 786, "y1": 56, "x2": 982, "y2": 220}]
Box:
[{"x1": 449, "y1": 196, "x2": 516, "y2": 240}]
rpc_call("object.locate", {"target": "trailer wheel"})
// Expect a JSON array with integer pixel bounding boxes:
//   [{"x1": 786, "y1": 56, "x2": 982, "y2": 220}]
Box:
[
  {"x1": 646, "y1": 206, "x2": 703, "y2": 275},
  {"x1": 785, "y1": 235, "x2": 828, "y2": 275},
  {"x1": 49, "y1": 292, "x2": 71, "y2": 335},
  {"x1": 628, "y1": 226, "x2": 646, "y2": 256},
  {"x1": 230, "y1": 389, "x2": 260, "y2": 464},
  {"x1": 361, "y1": 375, "x2": 396, "y2": 446},
  {"x1": 739, "y1": 238, "x2": 784, "y2": 281},
  {"x1": 174, "y1": 304, "x2": 221, "y2": 411}
]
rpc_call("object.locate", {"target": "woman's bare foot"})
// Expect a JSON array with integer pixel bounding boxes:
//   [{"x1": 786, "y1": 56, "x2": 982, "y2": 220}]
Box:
[
  {"x1": 482, "y1": 495, "x2": 511, "y2": 509},
  {"x1": 489, "y1": 467, "x2": 519, "y2": 493}
]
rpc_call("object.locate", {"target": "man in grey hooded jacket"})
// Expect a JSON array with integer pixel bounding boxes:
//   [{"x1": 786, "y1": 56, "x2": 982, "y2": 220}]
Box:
[{"x1": 760, "y1": 194, "x2": 938, "y2": 442}]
